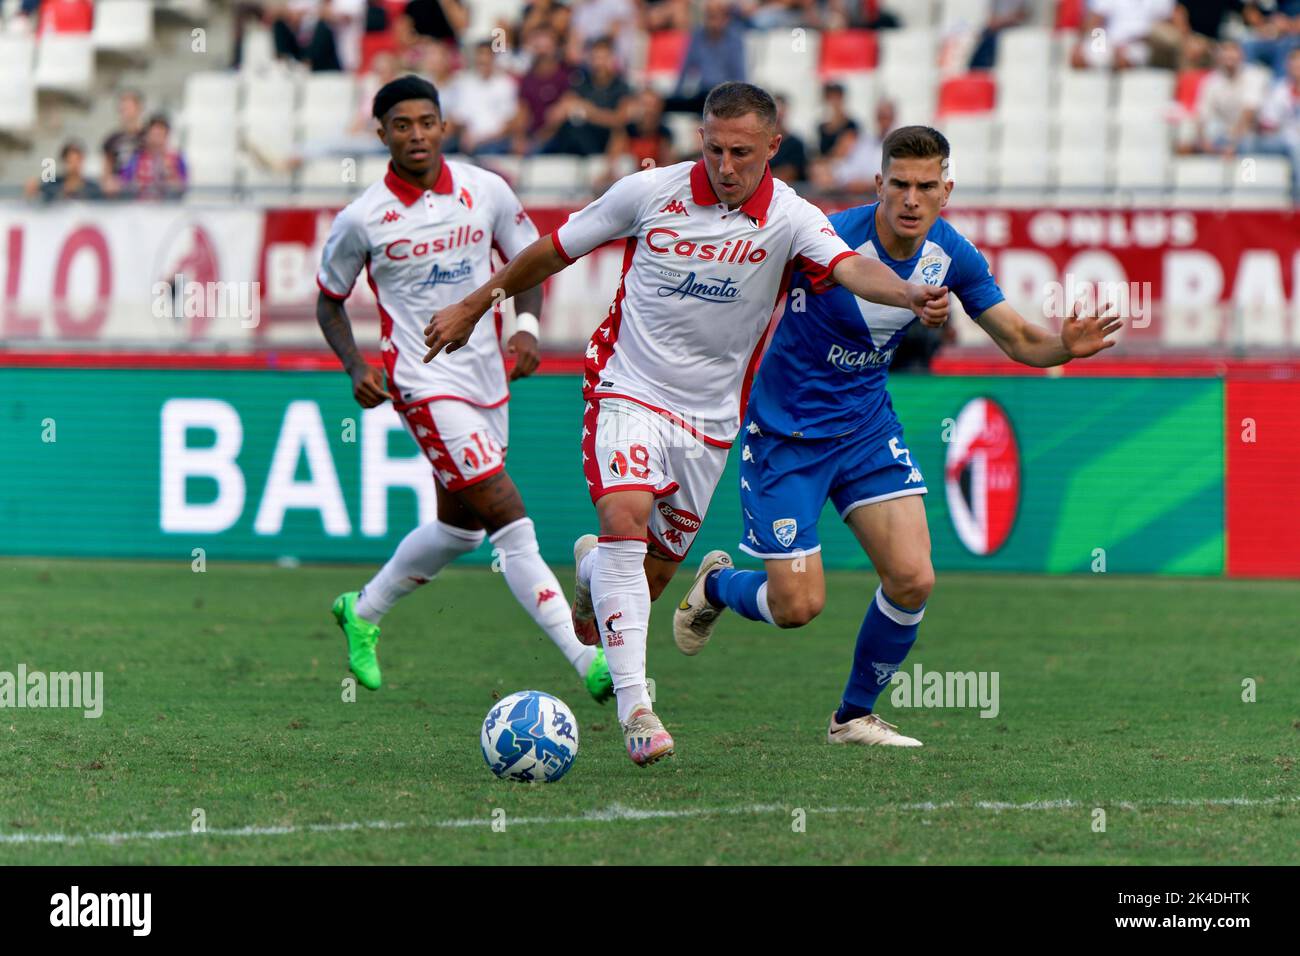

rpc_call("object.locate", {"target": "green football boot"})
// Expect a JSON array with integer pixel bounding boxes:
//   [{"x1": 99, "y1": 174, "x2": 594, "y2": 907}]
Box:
[
  {"x1": 585, "y1": 647, "x2": 614, "y2": 704},
  {"x1": 332, "y1": 591, "x2": 381, "y2": 690}
]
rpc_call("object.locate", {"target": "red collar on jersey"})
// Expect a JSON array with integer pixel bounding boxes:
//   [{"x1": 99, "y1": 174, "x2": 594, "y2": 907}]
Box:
[
  {"x1": 384, "y1": 158, "x2": 454, "y2": 206},
  {"x1": 689, "y1": 160, "x2": 774, "y2": 223}
]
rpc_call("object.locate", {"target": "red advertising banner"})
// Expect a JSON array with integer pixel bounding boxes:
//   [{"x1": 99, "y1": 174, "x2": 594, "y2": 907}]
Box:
[{"x1": 1225, "y1": 380, "x2": 1300, "y2": 578}]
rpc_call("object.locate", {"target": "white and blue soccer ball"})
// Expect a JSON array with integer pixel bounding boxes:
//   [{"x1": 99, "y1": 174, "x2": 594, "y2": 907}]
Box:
[{"x1": 481, "y1": 690, "x2": 579, "y2": 782}]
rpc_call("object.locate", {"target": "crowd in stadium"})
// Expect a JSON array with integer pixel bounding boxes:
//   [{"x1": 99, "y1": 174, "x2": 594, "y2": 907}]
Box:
[{"x1": 12, "y1": 0, "x2": 1300, "y2": 202}]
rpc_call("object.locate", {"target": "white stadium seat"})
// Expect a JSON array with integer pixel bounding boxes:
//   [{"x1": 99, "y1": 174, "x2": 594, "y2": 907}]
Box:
[
  {"x1": 1172, "y1": 155, "x2": 1229, "y2": 201},
  {"x1": 1056, "y1": 68, "x2": 1113, "y2": 122},
  {"x1": 519, "y1": 155, "x2": 585, "y2": 195},
  {"x1": 300, "y1": 73, "x2": 359, "y2": 140},
  {"x1": 0, "y1": 35, "x2": 36, "y2": 131},
  {"x1": 1115, "y1": 116, "x2": 1170, "y2": 155},
  {"x1": 1229, "y1": 155, "x2": 1293, "y2": 207},
  {"x1": 748, "y1": 29, "x2": 820, "y2": 142},
  {"x1": 879, "y1": 29, "x2": 937, "y2": 73},
  {"x1": 881, "y1": 0, "x2": 938, "y2": 28},
  {"x1": 1114, "y1": 148, "x2": 1169, "y2": 197},
  {"x1": 996, "y1": 27, "x2": 1053, "y2": 78},
  {"x1": 34, "y1": 33, "x2": 94, "y2": 95},
  {"x1": 939, "y1": 0, "x2": 992, "y2": 32},
  {"x1": 92, "y1": 0, "x2": 154, "y2": 54},
  {"x1": 1055, "y1": 142, "x2": 1110, "y2": 199},
  {"x1": 1116, "y1": 69, "x2": 1176, "y2": 121}
]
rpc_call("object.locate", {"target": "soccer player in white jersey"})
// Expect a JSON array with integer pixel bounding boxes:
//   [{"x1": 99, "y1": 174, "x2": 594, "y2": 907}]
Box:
[
  {"x1": 425, "y1": 82, "x2": 949, "y2": 766},
  {"x1": 316, "y1": 76, "x2": 613, "y2": 705}
]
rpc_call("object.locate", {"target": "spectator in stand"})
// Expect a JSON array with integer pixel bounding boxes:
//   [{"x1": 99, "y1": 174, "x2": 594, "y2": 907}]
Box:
[
  {"x1": 121, "y1": 115, "x2": 187, "y2": 200},
  {"x1": 567, "y1": 0, "x2": 637, "y2": 70},
  {"x1": 540, "y1": 35, "x2": 632, "y2": 156},
  {"x1": 769, "y1": 93, "x2": 809, "y2": 184},
  {"x1": 270, "y1": 1, "x2": 344, "y2": 71},
  {"x1": 513, "y1": 27, "x2": 575, "y2": 154},
  {"x1": 519, "y1": 0, "x2": 573, "y2": 50},
  {"x1": 816, "y1": 82, "x2": 859, "y2": 158},
  {"x1": 811, "y1": 96, "x2": 896, "y2": 192},
  {"x1": 415, "y1": 40, "x2": 461, "y2": 152},
  {"x1": 969, "y1": 0, "x2": 1030, "y2": 70},
  {"x1": 1242, "y1": 1, "x2": 1300, "y2": 76},
  {"x1": 1196, "y1": 38, "x2": 1271, "y2": 153},
  {"x1": 825, "y1": 0, "x2": 901, "y2": 29},
  {"x1": 448, "y1": 40, "x2": 519, "y2": 156},
  {"x1": 667, "y1": 0, "x2": 747, "y2": 115},
  {"x1": 611, "y1": 88, "x2": 676, "y2": 168},
  {"x1": 101, "y1": 90, "x2": 145, "y2": 198},
  {"x1": 1174, "y1": 1, "x2": 1242, "y2": 69},
  {"x1": 1071, "y1": 0, "x2": 1181, "y2": 70},
  {"x1": 24, "y1": 140, "x2": 104, "y2": 203},
  {"x1": 642, "y1": 0, "x2": 691, "y2": 32},
  {"x1": 400, "y1": 0, "x2": 466, "y2": 44},
  {"x1": 1254, "y1": 44, "x2": 1300, "y2": 197}
]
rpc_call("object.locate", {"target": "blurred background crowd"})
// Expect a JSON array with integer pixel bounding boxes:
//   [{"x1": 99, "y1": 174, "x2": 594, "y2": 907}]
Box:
[{"x1": 3, "y1": 0, "x2": 1297, "y2": 204}]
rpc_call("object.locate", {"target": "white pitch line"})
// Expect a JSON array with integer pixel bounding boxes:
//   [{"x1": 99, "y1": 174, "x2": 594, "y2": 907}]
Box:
[{"x1": 1, "y1": 795, "x2": 1296, "y2": 846}]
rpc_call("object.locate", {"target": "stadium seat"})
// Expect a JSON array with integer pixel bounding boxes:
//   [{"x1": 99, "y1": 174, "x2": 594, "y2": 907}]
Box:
[
  {"x1": 1229, "y1": 155, "x2": 1293, "y2": 208},
  {"x1": 939, "y1": 0, "x2": 992, "y2": 32},
  {"x1": 1056, "y1": 68, "x2": 1113, "y2": 122},
  {"x1": 519, "y1": 156, "x2": 585, "y2": 196},
  {"x1": 1055, "y1": 142, "x2": 1111, "y2": 203},
  {"x1": 34, "y1": 32, "x2": 94, "y2": 95},
  {"x1": 1055, "y1": 112, "x2": 1111, "y2": 154},
  {"x1": 187, "y1": 143, "x2": 240, "y2": 192},
  {"x1": 881, "y1": 0, "x2": 939, "y2": 28},
  {"x1": 996, "y1": 27, "x2": 1053, "y2": 77},
  {"x1": 818, "y1": 30, "x2": 878, "y2": 76},
  {"x1": 644, "y1": 30, "x2": 689, "y2": 95},
  {"x1": 664, "y1": 111, "x2": 701, "y2": 156},
  {"x1": 1115, "y1": 116, "x2": 1170, "y2": 155},
  {"x1": 478, "y1": 154, "x2": 524, "y2": 186},
  {"x1": 91, "y1": 0, "x2": 153, "y2": 54},
  {"x1": 831, "y1": 72, "x2": 878, "y2": 120},
  {"x1": 1055, "y1": 0, "x2": 1085, "y2": 30},
  {"x1": 994, "y1": 134, "x2": 1051, "y2": 199},
  {"x1": 944, "y1": 115, "x2": 995, "y2": 190},
  {"x1": 936, "y1": 74, "x2": 996, "y2": 117},
  {"x1": 0, "y1": 76, "x2": 37, "y2": 135},
  {"x1": 749, "y1": 29, "x2": 820, "y2": 143},
  {"x1": 1116, "y1": 69, "x2": 1176, "y2": 122},
  {"x1": 879, "y1": 29, "x2": 937, "y2": 73},
  {"x1": 38, "y1": 0, "x2": 92, "y2": 33},
  {"x1": 1172, "y1": 155, "x2": 1229, "y2": 201},
  {"x1": 1114, "y1": 148, "x2": 1170, "y2": 199},
  {"x1": 878, "y1": 71, "x2": 938, "y2": 127},
  {"x1": 301, "y1": 73, "x2": 359, "y2": 141}
]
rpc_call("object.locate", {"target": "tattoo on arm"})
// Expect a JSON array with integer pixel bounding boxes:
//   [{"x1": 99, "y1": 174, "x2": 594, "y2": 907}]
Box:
[{"x1": 317, "y1": 292, "x2": 364, "y2": 373}]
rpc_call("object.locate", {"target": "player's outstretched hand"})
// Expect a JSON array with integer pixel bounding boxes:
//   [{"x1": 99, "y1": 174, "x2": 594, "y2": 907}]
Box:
[
  {"x1": 1062, "y1": 298, "x2": 1123, "y2": 358},
  {"x1": 350, "y1": 364, "x2": 388, "y2": 408},
  {"x1": 909, "y1": 283, "x2": 949, "y2": 328},
  {"x1": 424, "y1": 300, "x2": 482, "y2": 362},
  {"x1": 507, "y1": 331, "x2": 540, "y2": 381}
]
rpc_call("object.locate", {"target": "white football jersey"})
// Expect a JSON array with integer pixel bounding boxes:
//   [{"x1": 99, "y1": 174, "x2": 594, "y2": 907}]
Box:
[
  {"x1": 318, "y1": 159, "x2": 539, "y2": 410},
  {"x1": 554, "y1": 160, "x2": 856, "y2": 445}
]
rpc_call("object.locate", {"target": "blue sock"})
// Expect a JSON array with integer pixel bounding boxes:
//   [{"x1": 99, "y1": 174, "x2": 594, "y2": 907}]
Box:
[
  {"x1": 836, "y1": 585, "x2": 924, "y2": 723},
  {"x1": 704, "y1": 568, "x2": 772, "y2": 624}
]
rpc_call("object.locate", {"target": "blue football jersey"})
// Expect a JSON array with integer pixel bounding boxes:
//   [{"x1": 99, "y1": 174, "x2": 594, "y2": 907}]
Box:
[{"x1": 746, "y1": 203, "x2": 1005, "y2": 440}]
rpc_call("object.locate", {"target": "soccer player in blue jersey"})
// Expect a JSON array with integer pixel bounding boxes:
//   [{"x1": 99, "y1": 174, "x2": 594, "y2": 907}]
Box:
[{"x1": 672, "y1": 126, "x2": 1122, "y2": 746}]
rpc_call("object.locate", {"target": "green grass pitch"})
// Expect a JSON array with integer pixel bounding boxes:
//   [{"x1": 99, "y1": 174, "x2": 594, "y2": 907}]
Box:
[{"x1": 1, "y1": 558, "x2": 1296, "y2": 865}]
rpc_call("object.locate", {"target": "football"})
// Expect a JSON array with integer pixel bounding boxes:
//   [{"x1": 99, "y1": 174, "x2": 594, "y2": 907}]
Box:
[{"x1": 480, "y1": 690, "x2": 580, "y2": 782}]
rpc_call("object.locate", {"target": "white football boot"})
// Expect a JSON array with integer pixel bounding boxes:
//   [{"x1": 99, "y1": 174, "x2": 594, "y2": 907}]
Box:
[
  {"x1": 622, "y1": 706, "x2": 675, "y2": 766},
  {"x1": 571, "y1": 534, "x2": 599, "y2": 645},
  {"x1": 827, "y1": 713, "x2": 923, "y2": 747},
  {"x1": 672, "y1": 549, "x2": 734, "y2": 656}
]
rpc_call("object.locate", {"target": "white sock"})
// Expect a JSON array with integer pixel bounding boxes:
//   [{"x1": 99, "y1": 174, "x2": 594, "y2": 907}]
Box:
[
  {"x1": 577, "y1": 545, "x2": 597, "y2": 589},
  {"x1": 355, "y1": 520, "x2": 485, "y2": 623},
  {"x1": 755, "y1": 582, "x2": 775, "y2": 625},
  {"x1": 490, "y1": 517, "x2": 596, "y2": 675},
  {"x1": 591, "y1": 537, "x2": 652, "y2": 723}
]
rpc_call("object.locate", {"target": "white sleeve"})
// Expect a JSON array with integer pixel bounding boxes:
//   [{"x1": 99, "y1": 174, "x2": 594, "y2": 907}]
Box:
[
  {"x1": 317, "y1": 202, "x2": 368, "y2": 301},
  {"x1": 789, "y1": 198, "x2": 857, "y2": 291},
  {"x1": 552, "y1": 169, "x2": 651, "y2": 263},
  {"x1": 486, "y1": 172, "x2": 540, "y2": 262}
]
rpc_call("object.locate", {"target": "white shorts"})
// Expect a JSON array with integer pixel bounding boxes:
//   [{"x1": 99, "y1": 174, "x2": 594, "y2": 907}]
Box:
[
  {"x1": 401, "y1": 398, "x2": 508, "y2": 492},
  {"x1": 581, "y1": 396, "x2": 731, "y2": 562}
]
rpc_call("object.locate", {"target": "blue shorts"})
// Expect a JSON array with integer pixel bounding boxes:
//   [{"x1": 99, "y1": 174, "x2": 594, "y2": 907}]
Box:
[{"x1": 737, "y1": 420, "x2": 927, "y2": 560}]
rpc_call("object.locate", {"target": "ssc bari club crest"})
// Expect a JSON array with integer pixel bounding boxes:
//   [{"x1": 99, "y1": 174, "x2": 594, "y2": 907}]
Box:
[
  {"x1": 608, "y1": 450, "x2": 628, "y2": 478},
  {"x1": 944, "y1": 397, "x2": 1020, "y2": 556}
]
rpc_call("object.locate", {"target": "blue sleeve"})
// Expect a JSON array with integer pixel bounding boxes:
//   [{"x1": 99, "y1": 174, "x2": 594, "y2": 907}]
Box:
[{"x1": 948, "y1": 235, "x2": 1004, "y2": 319}]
